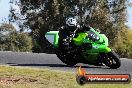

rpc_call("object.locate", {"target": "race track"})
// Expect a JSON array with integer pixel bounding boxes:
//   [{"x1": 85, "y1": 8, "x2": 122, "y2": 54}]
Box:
[{"x1": 0, "y1": 51, "x2": 132, "y2": 76}]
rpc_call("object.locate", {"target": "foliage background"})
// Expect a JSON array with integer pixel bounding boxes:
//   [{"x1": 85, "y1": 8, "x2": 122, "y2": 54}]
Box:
[
  {"x1": 0, "y1": 23, "x2": 32, "y2": 52},
  {"x1": 0, "y1": 0, "x2": 132, "y2": 58}
]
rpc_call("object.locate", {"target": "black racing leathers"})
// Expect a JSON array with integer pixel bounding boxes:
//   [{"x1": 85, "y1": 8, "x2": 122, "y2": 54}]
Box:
[{"x1": 58, "y1": 25, "x2": 91, "y2": 51}]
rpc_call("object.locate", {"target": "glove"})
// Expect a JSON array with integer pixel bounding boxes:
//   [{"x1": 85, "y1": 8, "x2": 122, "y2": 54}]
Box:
[{"x1": 63, "y1": 36, "x2": 72, "y2": 43}]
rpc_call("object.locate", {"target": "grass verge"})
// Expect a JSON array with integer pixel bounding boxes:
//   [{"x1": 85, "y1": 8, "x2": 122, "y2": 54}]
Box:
[{"x1": 0, "y1": 65, "x2": 131, "y2": 88}]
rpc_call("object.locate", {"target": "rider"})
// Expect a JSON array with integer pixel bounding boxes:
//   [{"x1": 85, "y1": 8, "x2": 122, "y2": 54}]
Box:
[
  {"x1": 58, "y1": 16, "x2": 92, "y2": 50},
  {"x1": 58, "y1": 16, "x2": 103, "y2": 66}
]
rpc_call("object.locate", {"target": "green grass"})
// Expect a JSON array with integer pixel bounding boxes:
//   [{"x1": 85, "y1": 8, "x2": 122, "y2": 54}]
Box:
[{"x1": 0, "y1": 65, "x2": 131, "y2": 88}]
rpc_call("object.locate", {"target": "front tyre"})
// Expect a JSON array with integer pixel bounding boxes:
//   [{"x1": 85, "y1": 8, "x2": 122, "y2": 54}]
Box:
[{"x1": 105, "y1": 51, "x2": 121, "y2": 69}]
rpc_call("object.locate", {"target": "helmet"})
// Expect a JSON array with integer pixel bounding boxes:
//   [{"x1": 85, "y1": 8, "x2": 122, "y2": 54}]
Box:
[
  {"x1": 66, "y1": 17, "x2": 78, "y2": 32},
  {"x1": 66, "y1": 17, "x2": 77, "y2": 27}
]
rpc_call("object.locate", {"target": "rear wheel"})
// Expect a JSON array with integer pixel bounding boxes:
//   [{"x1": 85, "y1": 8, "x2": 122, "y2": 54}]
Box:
[
  {"x1": 102, "y1": 51, "x2": 121, "y2": 69},
  {"x1": 56, "y1": 50, "x2": 77, "y2": 66}
]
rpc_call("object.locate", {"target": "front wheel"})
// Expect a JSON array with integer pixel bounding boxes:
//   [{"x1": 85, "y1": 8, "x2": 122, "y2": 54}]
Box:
[{"x1": 103, "y1": 51, "x2": 121, "y2": 69}]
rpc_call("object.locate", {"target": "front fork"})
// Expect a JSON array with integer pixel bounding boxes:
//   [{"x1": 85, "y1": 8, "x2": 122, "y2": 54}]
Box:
[
  {"x1": 97, "y1": 47, "x2": 112, "y2": 64},
  {"x1": 97, "y1": 47, "x2": 112, "y2": 65}
]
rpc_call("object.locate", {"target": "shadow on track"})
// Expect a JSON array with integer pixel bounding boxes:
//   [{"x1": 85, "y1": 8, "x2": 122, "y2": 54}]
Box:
[{"x1": 7, "y1": 63, "x2": 105, "y2": 69}]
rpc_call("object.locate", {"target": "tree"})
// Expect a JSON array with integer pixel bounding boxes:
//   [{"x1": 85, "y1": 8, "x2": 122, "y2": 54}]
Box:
[
  {"x1": 113, "y1": 27, "x2": 132, "y2": 58},
  {"x1": 0, "y1": 23, "x2": 32, "y2": 52},
  {"x1": 15, "y1": 32, "x2": 33, "y2": 52},
  {"x1": 9, "y1": 0, "x2": 128, "y2": 53},
  {"x1": 0, "y1": 23, "x2": 16, "y2": 51}
]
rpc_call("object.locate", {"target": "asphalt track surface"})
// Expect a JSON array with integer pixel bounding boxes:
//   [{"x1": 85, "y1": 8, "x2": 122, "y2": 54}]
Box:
[{"x1": 0, "y1": 51, "x2": 132, "y2": 76}]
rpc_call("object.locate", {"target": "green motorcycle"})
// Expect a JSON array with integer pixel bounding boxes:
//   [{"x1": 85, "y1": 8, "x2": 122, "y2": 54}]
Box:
[{"x1": 45, "y1": 28, "x2": 121, "y2": 69}]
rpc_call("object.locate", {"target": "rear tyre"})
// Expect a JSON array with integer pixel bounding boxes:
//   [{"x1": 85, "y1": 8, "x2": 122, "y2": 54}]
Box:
[
  {"x1": 104, "y1": 51, "x2": 121, "y2": 69},
  {"x1": 56, "y1": 50, "x2": 77, "y2": 66}
]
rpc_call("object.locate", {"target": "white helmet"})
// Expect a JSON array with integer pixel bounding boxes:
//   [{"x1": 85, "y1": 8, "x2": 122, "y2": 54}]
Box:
[{"x1": 66, "y1": 17, "x2": 77, "y2": 27}]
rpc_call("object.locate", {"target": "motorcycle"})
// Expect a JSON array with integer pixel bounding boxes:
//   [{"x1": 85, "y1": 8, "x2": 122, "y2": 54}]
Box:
[{"x1": 45, "y1": 28, "x2": 121, "y2": 69}]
